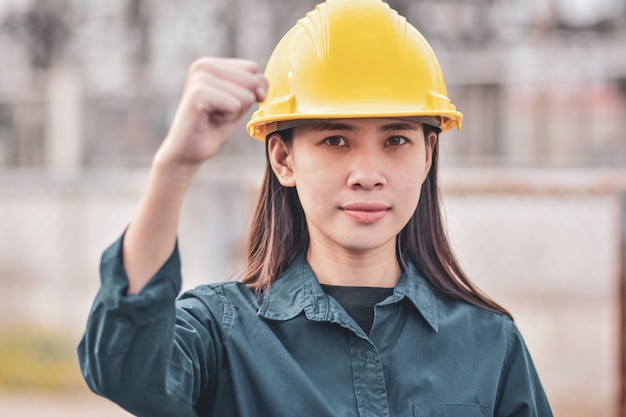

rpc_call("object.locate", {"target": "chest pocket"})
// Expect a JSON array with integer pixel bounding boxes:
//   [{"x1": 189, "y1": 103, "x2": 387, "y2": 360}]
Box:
[{"x1": 414, "y1": 403, "x2": 488, "y2": 417}]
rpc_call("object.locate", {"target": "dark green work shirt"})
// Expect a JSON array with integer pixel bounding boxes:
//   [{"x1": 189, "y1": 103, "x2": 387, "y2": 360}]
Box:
[{"x1": 78, "y1": 236, "x2": 553, "y2": 417}]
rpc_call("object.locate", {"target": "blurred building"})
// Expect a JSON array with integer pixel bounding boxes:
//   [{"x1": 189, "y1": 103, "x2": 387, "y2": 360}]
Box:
[{"x1": 0, "y1": 0, "x2": 625, "y2": 169}]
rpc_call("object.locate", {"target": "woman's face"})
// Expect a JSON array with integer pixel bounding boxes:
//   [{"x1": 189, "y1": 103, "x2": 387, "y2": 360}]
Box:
[{"x1": 268, "y1": 118, "x2": 436, "y2": 259}]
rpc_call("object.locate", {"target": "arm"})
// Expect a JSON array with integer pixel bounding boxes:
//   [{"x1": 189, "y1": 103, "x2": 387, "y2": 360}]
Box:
[
  {"x1": 78, "y1": 237, "x2": 224, "y2": 417},
  {"x1": 124, "y1": 57, "x2": 267, "y2": 294},
  {"x1": 495, "y1": 322, "x2": 553, "y2": 417},
  {"x1": 79, "y1": 58, "x2": 266, "y2": 415}
]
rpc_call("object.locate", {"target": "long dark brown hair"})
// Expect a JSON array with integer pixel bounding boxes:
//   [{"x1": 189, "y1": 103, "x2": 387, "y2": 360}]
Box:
[{"x1": 242, "y1": 126, "x2": 512, "y2": 318}]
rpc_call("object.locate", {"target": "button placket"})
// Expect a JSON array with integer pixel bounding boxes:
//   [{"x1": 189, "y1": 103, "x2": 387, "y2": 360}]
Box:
[{"x1": 349, "y1": 335, "x2": 390, "y2": 417}]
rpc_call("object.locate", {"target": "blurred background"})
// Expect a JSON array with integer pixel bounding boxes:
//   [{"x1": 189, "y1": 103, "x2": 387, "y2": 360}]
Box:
[{"x1": 0, "y1": 0, "x2": 625, "y2": 415}]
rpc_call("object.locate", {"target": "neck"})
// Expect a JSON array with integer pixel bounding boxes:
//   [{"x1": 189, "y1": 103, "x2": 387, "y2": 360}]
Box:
[{"x1": 306, "y1": 240, "x2": 401, "y2": 288}]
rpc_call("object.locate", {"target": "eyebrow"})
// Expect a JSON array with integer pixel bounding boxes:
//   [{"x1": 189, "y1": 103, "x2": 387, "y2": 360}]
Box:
[
  {"x1": 309, "y1": 121, "x2": 419, "y2": 132},
  {"x1": 379, "y1": 122, "x2": 419, "y2": 132},
  {"x1": 310, "y1": 122, "x2": 353, "y2": 131}
]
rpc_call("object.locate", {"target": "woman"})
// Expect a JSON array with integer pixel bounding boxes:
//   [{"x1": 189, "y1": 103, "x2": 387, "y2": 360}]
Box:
[{"x1": 79, "y1": 0, "x2": 553, "y2": 416}]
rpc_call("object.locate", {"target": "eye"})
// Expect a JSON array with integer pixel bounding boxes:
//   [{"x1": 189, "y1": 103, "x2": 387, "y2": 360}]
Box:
[
  {"x1": 323, "y1": 136, "x2": 347, "y2": 146},
  {"x1": 385, "y1": 136, "x2": 408, "y2": 146}
]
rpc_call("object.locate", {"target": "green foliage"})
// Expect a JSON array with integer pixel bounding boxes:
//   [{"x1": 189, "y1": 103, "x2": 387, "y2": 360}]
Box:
[{"x1": 0, "y1": 327, "x2": 85, "y2": 393}]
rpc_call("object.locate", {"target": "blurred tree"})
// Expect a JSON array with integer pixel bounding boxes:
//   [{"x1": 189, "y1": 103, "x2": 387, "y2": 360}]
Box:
[
  {"x1": 0, "y1": 0, "x2": 71, "y2": 167},
  {"x1": 1, "y1": 0, "x2": 69, "y2": 70},
  {"x1": 125, "y1": 0, "x2": 151, "y2": 67}
]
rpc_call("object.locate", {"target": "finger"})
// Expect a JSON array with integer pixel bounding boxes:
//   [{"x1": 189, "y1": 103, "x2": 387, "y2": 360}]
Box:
[
  {"x1": 188, "y1": 58, "x2": 266, "y2": 99},
  {"x1": 188, "y1": 71, "x2": 258, "y2": 108},
  {"x1": 185, "y1": 83, "x2": 250, "y2": 124},
  {"x1": 189, "y1": 57, "x2": 260, "y2": 75},
  {"x1": 254, "y1": 74, "x2": 268, "y2": 102},
  {"x1": 210, "y1": 65, "x2": 266, "y2": 99}
]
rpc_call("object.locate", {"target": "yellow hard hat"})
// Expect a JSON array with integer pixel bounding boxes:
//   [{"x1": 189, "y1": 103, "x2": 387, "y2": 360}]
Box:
[{"x1": 246, "y1": 0, "x2": 463, "y2": 141}]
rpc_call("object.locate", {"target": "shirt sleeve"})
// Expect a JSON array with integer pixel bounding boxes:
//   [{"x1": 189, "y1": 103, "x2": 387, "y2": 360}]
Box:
[
  {"x1": 77, "y1": 233, "x2": 222, "y2": 417},
  {"x1": 495, "y1": 320, "x2": 554, "y2": 417}
]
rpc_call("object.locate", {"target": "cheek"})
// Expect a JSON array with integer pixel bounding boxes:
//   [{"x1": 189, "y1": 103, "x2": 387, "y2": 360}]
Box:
[
  {"x1": 404, "y1": 185, "x2": 423, "y2": 213},
  {"x1": 295, "y1": 185, "x2": 335, "y2": 229},
  {"x1": 292, "y1": 169, "x2": 334, "y2": 216},
  {"x1": 396, "y1": 167, "x2": 426, "y2": 209},
  {"x1": 291, "y1": 152, "x2": 338, "y2": 199}
]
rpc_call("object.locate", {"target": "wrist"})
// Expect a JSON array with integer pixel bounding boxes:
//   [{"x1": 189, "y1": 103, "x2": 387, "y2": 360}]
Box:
[{"x1": 151, "y1": 148, "x2": 201, "y2": 188}]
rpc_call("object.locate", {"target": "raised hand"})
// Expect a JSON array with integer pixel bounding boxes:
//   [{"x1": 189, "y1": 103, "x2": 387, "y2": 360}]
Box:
[
  {"x1": 155, "y1": 57, "x2": 267, "y2": 172},
  {"x1": 123, "y1": 57, "x2": 266, "y2": 293}
]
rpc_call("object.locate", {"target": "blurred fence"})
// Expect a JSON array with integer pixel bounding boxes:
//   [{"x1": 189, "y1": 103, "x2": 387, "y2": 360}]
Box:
[
  {"x1": 0, "y1": 165, "x2": 624, "y2": 417},
  {"x1": 440, "y1": 168, "x2": 626, "y2": 417}
]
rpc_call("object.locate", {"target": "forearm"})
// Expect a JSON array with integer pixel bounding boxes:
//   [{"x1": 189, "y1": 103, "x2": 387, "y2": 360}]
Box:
[
  {"x1": 122, "y1": 58, "x2": 266, "y2": 294},
  {"x1": 123, "y1": 153, "x2": 198, "y2": 294}
]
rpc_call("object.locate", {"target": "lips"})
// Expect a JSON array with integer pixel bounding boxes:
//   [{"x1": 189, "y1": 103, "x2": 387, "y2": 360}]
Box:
[{"x1": 341, "y1": 202, "x2": 390, "y2": 223}]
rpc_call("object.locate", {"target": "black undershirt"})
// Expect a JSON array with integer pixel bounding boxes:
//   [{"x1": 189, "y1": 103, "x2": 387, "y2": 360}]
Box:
[{"x1": 321, "y1": 284, "x2": 394, "y2": 335}]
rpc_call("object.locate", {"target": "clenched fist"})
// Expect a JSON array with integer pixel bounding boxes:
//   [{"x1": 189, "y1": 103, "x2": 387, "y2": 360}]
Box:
[{"x1": 155, "y1": 57, "x2": 267, "y2": 172}]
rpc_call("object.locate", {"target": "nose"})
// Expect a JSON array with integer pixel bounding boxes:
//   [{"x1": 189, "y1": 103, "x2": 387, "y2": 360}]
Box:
[{"x1": 346, "y1": 151, "x2": 387, "y2": 190}]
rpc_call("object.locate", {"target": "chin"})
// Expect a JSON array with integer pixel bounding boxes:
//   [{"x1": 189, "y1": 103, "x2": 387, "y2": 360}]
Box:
[{"x1": 336, "y1": 237, "x2": 395, "y2": 254}]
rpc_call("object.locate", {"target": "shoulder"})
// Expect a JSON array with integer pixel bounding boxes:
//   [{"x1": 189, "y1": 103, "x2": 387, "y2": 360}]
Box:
[
  {"x1": 177, "y1": 280, "x2": 258, "y2": 309},
  {"x1": 174, "y1": 281, "x2": 259, "y2": 325},
  {"x1": 435, "y1": 291, "x2": 515, "y2": 346},
  {"x1": 400, "y1": 263, "x2": 514, "y2": 341}
]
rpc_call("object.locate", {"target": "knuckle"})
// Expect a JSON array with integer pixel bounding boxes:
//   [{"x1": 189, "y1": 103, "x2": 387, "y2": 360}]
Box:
[
  {"x1": 245, "y1": 60, "x2": 259, "y2": 72},
  {"x1": 186, "y1": 84, "x2": 209, "y2": 110},
  {"x1": 229, "y1": 98, "x2": 244, "y2": 113},
  {"x1": 188, "y1": 59, "x2": 203, "y2": 75},
  {"x1": 186, "y1": 83, "x2": 206, "y2": 98},
  {"x1": 188, "y1": 57, "x2": 215, "y2": 75},
  {"x1": 188, "y1": 70, "x2": 210, "y2": 86}
]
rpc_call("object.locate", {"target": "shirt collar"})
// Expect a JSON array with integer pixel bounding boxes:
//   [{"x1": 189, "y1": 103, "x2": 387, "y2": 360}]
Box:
[
  {"x1": 257, "y1": 255, "x2": 439, "y2": 332},
  {"x1": 257, "y1": 256, "x2": 327, "y2": 321},
  {"x1": 387, "y1": 261, "x2": 439, "y2": 332}
]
